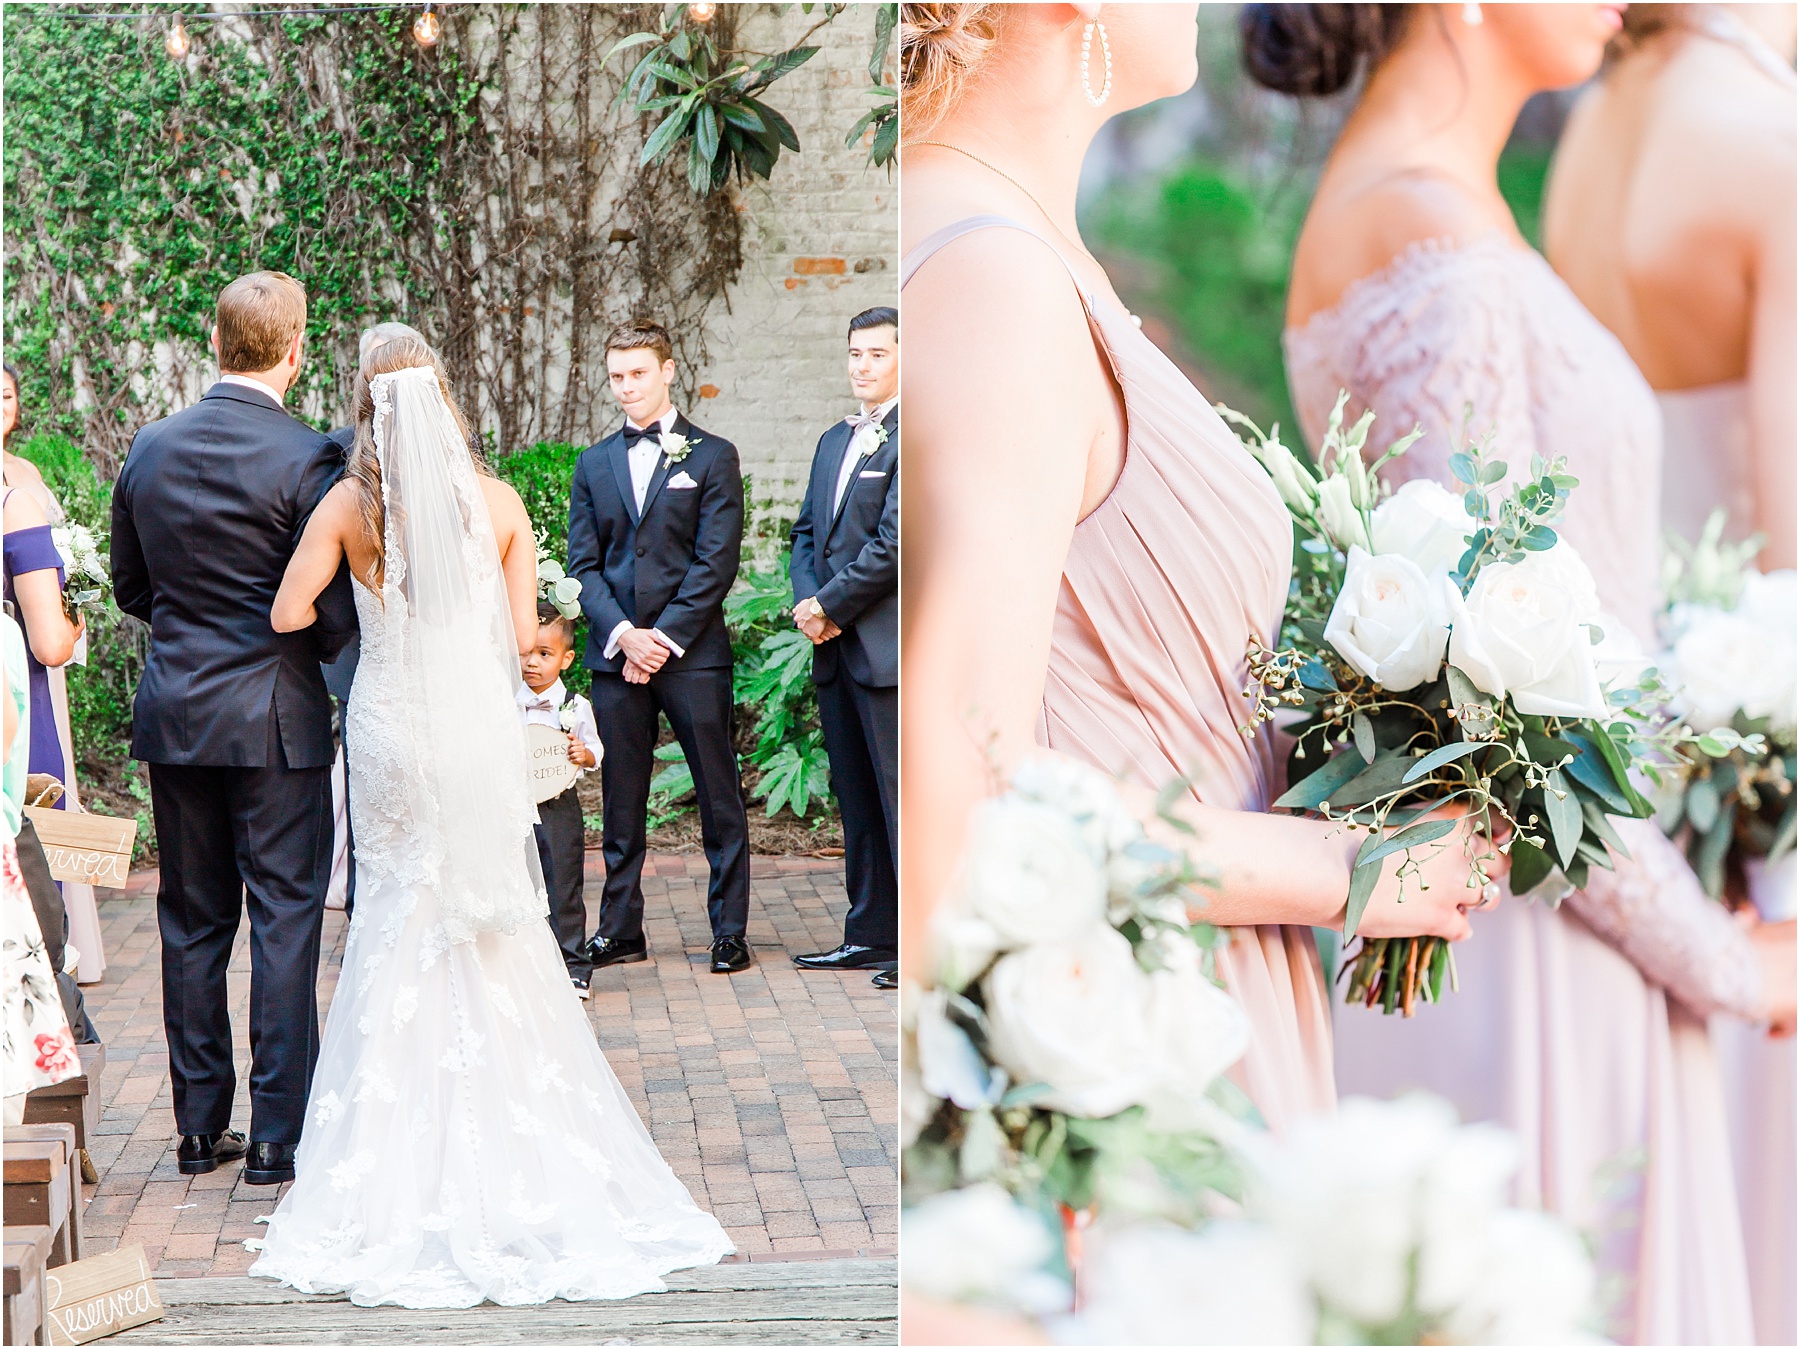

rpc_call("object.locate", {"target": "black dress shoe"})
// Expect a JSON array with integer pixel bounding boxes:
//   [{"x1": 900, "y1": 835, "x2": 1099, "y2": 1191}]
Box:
[
  {"x1": 586, "y1": 934, "x2": 649, "y2": 969},
  {"x1": 176, "y1": 1130, "x2": 247, "y2": 1175},
  {"x1": 710, "y1": 935, "x2": 752, "y2": 974},
  {"x1": 243, "y1": 1141, "x2": 298, "y2": 1186},
  {"x1": 794, "y1": 943, "x2": 897, "y2": 972},
  {"x1": 871, "y1": 968, "x2": 898, "y2": 990}
]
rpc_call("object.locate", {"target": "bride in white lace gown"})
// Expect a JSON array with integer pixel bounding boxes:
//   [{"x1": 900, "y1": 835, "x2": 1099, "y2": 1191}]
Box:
[{"x1": 250, "y1": 338, "x2": 732, "y2": 1308}]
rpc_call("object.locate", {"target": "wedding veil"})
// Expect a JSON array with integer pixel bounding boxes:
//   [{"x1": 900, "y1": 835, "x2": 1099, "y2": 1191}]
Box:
[{"x1": 369, "y1": 363, "x2": 547, "y2": 942}]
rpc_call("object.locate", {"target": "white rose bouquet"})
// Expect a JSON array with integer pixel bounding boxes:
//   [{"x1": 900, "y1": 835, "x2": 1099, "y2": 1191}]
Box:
[
  {"x1": 904, "y1": 758, "x2": 1252, "y2": 1234},
  {"x1": 50, "y1": 522, "x2": 109, "y2": 620},
  {"x1": 1224, "y1": 393, "x2": 1681, "y2": 1015},
  {"x1": 1659, "y1": 514, "x2": 1795, "y2": 916},
  {"x1": 533, "y1": 530, "x2": 584, "y2": 622}
]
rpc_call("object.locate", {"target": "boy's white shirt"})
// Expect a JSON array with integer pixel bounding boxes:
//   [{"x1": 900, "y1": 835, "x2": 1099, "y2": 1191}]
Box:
[{"x1": 515, "y1": 678, "x2": 604, "y2": 770}]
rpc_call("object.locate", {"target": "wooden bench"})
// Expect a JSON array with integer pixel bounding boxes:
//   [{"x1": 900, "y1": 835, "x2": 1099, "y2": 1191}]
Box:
[
  {"x1": 3, "y1": 1125, "x2": 81, "y2": 1268},
  {"x1": 22, "y1": 1043, "x2": 105, "y2": 1184},
  {"x1": 4, "y1": 1224, "x2": 53, "y2": 1345}
]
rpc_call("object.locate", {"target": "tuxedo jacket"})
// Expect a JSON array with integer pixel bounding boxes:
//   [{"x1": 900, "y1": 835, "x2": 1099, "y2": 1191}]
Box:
[
  {"x1": 566, "y1": 413, "x2": 744, "y2": 673},
  {"x1": 112, "y1": 383, "x2": 357, "y2": 769},
  {"x1": 789, "y1": 405, "x2": 898, "y2": 688}
]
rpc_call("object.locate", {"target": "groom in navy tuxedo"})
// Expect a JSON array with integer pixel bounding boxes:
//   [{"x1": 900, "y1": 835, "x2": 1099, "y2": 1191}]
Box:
[
  {"x1": 112, "y1": 271, "x2": 356, "y2": 1186},
  {"x1": 790, "y1": 308, "x2": 899, "y2": 989},
  {"x1": 566, "y1": 321, "x2": 753, "y2": 974}
]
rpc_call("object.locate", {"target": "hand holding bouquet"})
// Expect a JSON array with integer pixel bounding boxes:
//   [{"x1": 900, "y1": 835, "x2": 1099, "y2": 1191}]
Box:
[{"x1": 1225, "y1": 393, "x2": 1672, "y2": 1015}]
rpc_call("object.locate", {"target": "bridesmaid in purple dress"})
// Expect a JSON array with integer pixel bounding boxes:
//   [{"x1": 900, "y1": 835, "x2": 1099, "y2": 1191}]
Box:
[
  {"x1": 1247, "y1": 3, "x2": 1790, "y2": 1341},
  {"x1": 2, "y1": 486, "x2": 81, "y2": 795}
]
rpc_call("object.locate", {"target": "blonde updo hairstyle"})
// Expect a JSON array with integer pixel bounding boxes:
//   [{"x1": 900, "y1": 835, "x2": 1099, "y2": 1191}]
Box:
[
  {"x1": 344, "y1": 334, "x2": 482, "y2": 590},
  {"x1": 900, "y1": 3, "x2": 1003, "y2": 138}
]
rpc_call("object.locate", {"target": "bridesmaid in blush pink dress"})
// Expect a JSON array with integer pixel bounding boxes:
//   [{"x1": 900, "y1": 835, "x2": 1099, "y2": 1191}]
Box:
[{"x1": 1243, "y1": 2, "x2": 1776, "y2": 1340}]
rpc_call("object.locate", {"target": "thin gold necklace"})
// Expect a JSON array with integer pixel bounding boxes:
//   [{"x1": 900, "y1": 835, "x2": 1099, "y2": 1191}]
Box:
[{"x1": 907, "y1": 140, "x2": 1083, "y2": 254}]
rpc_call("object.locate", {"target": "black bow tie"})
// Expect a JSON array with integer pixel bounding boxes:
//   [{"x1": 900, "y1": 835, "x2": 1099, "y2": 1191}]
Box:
[{"x1": 623, "y1": 422, "x2": 665, "y2": 446}]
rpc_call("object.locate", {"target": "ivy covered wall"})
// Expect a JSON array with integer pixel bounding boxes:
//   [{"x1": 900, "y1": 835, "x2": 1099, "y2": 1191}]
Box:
[{"x1": 3, "y1": 2, "x2": 897, "y2": 483}]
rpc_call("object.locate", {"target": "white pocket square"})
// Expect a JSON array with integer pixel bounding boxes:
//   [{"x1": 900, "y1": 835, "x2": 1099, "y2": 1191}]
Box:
[
  {"x1": 858, "y1": 469, "x2": 885, "y2": 478},
  {"x1": 666, "y1": 471, "x2": 698, "y2": 489}
]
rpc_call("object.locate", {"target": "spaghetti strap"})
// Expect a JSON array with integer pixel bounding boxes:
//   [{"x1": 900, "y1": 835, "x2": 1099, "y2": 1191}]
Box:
[{"x1": 901, "y1": 214, "x2": 1096, "y2": 314}]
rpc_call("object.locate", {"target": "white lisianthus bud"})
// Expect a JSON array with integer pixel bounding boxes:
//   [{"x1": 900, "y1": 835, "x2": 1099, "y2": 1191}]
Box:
[
  {"x1": 1324, "y1": 547, "x2": 1451, "y2": 692},
  {"x1": 1316, "y1": 474, "x2": 1371, "y2": 553},
  {"x1": 1370, "y1": 479, "x2": 1474, "y2": 578},
  {"x1": 1445, "y1": 544, "x2": 1606, "y2": 718},
  {"x1": 1257, "y1": 439, "x2": 1318, "y2": 513},
  {"x1": 1341, "y1": 443, "x2": 1373, "y2": 510}
]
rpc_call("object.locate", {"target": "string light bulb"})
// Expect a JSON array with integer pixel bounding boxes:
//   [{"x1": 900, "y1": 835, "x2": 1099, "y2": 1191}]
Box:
[
  {"x1": 165, "y1": 15, "x2": 191, "y2": 60},
  {"x1": 690, "y1": 2, "x2": 717, "y2": 20},
  {"x1": 412, "y1": 3, "x2": 441, "y2": 48}
]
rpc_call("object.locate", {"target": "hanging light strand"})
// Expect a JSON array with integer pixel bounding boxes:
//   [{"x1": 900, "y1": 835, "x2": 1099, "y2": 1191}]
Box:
[
  {"x1": 164, "y1": 14, "x2": 190, "y2": 58},
  {"x1": 411, "y1": 2, "x2": 440, "y2": 47}
]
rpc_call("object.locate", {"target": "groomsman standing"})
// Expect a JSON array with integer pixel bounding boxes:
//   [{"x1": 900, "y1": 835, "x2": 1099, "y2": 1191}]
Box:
[
  {"x1": 790, "y1": 308, "x2": 899, "y2": 989},
  {"x1": 567, "y1": 321, "x2": 753, "y2": 975}
]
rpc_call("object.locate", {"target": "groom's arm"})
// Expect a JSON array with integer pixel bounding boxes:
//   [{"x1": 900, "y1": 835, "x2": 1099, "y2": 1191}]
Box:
[
  {"x1": 814, "y1": 464, "x2": 897, "y2": 629},
  {"x1": 297, "y1": 434, "x2": 357, "y2": 662},
  {"x1": 110, "y1": 448, "x2": 153, "y2": 626},
  {"x1": 648, "y1": 440, "x2": 745, "y2": 653},
  {"x1": 568, "y1": 459, "x2": 632, "y2": 641},
  {"x1": 789, "y1": 440, "x2": 822, "y2": 604}
]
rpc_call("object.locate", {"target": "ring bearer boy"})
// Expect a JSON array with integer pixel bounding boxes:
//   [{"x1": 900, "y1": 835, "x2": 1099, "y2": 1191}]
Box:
[
  {"x1": 517, "y1": 600, "x2": 604, "y2": 998},
  {"x1": 790, "y1": 307, "x2": 899, "y2": 989},
  {"x1": 567, "y1": 321, "x2": 753, "y2": 975}
]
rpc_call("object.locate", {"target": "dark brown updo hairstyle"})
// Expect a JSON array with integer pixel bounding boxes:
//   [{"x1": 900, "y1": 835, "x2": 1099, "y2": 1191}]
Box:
[{"x1": 1240, "y1": 4, "x2": 1414, "y2": 97}]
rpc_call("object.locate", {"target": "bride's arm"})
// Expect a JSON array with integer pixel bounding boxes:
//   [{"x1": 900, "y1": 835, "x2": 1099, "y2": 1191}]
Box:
[
  {"x1": 481, "y1": 478, "x2": 541, "y2": 656},
  {"x1": 272, "y1": 481, "x2": 354, "y2": 633},
  {"x1": 900, "y1": 234, "x2": 1482, "y2": 962}
]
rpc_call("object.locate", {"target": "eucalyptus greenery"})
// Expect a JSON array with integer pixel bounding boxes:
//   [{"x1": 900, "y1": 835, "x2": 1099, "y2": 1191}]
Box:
[{"x1": 1228, "y1": 406, "x2": 1720, "y2": 1015}]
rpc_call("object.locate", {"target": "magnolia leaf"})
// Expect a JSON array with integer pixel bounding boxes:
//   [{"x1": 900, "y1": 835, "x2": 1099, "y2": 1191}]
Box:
[
  {"x1": 1401, "y1": 739, "x2": 1487, "y2": 785},
  {"x1": 1327, "y1": 754, "x2": 1415, "y2": 809},
  {"x1": 1544, "y1": 768, "x2": 1582, "y2": 870},
  {"x1": 1563, "y1": 740, "x2": 1634, "y2": 816},
  {"x1": 1574, "y1": 837, "x2": 1614, "y2": 871},
  {"x1": 1508, "y1": 837, "x2": 1553, "y2": 896},
  {"x1": 1579, "y1": 798, "x2": 1630, "y2": 859}
]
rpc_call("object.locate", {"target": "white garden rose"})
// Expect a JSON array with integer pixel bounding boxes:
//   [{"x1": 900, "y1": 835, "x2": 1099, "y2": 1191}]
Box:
[
  {"x1": 1588, "y1": 612, "x2": 1654, "y2": 694},
  {"x1": 1245, "y1": 1094, "x2": 1459, "y2": 1326},
  {"x1": 1666, "y1": 598, "x2": 1795, "y2": 735},
  {"x1": 926, "y1": 894, "x2": 1002, "y2": 993},
  {"x1": 1138, "y1": 956, "x2": 1252, "y2": 1132},
  {"x1": 1413, "y1": 1123, "x2": 1520, "y2": 1314},
  {"x1": 983, "y1": 926, "x2": 1160, "y2": 1118},
  {"x1": 1324, "y1": 547, "x2": 1452, "y2": 692},
  {"x1": 1063, "y1": 1222, "x2": 1315, "y2": 1346},
  {"x1": 959, "y1": 795, "x2": 1108, "y2": 948},
  {"x1": 1445, "y1": 544, "x2": 1606, "y2": 718},
  {"x1": 1010, "y1": 756, "x2": 1143, "y2": 860},
  {"x1": 1439, "y1": 1209, "x2": 1601, "y2": 1345},
  {"x1": 901, "y1": 1183, "x2": 1070, "y2": 1314},
  {"x1": 1315, "y1": 473, "x2": 1371, "y2": 553},
  {"x1": 1370, "y1": 479, "x2": 1474, "y2": 578}
]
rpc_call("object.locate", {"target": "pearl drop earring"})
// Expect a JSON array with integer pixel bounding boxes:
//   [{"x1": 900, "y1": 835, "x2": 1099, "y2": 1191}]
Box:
[
  {"x1": 1463, "y1": 2, "x2": 1484, "y2": 24},
  {"x1": 1081, "y1": 19, "x2": 1113, "y2": 107}
]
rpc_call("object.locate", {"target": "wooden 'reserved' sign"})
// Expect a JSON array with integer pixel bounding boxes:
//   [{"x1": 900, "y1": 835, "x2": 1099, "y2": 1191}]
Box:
[
  {"x1": 44, "y1": 1244, "x2": 163, "y2": 1344},
  {"x1": 21, "y1": 809, "x2": 138, "y2": 889}
]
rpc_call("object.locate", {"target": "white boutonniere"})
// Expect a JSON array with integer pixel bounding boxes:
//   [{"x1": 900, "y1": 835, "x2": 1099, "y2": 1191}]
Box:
[
  {"x1": 557, "y1": 703, "x2": 580, "y2": 733},
  {"x1": 868, "y1": 422, "x2": 890, "y2": 451},
  {"x1": 659, "y1": 430, "x2": 695, "y2": 466}
]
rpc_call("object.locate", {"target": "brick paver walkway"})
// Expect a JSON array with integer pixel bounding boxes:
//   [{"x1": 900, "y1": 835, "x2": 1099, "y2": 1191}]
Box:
[{"x1": 75, "y1": 852, "x2": 898, "y2": 1279}]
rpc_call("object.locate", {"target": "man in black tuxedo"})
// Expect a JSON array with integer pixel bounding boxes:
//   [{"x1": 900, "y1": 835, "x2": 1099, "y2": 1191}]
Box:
[
  {"x1": 567, "y1": 321, "x2": 753, "y2": 975},
  {"x1": 789, "y1": 308, "x2": 899, "y2": 988},
  {"x1": 111, "y1": 271, "x2": 356, "y2": 1185}
]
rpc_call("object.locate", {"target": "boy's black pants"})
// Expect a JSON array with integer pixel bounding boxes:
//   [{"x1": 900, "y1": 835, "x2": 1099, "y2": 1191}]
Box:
[{"x1": 535, "y1": 784, "x2": 591, "y2": 981}]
